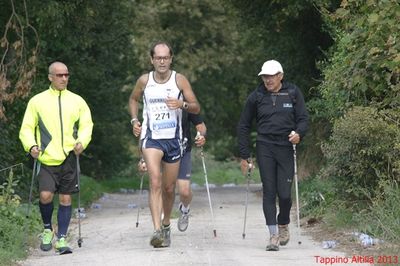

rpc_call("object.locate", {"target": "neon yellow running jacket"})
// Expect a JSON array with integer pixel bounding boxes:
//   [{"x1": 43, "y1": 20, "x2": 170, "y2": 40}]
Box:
[{"x1": 19, "y1": 87, "x2": 93, "y2": 166}]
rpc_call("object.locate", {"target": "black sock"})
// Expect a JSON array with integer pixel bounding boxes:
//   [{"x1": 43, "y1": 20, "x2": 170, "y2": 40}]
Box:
[
  {"x1": 162, "y1": 223, "x2": 171, "y2": 228},
  {"x1": 57, "y1": 204, "x2": 72, "y2": 238},
  {"x1": 39, "y1": 201, "x2": 54, "y2": 230}
]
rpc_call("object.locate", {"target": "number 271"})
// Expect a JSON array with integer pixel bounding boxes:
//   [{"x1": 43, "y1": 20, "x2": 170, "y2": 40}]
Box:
[{"x1": 155, "y1": 113, "x2": 170, "y2": 120}]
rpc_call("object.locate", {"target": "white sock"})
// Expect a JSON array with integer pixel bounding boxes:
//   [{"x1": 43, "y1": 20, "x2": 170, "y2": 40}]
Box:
[
  {"x1": 268, "y1": 225, "x2": 278, "y2": 235},
  {"x1": 180, "y1": 203, "x2": 190, "y2": 214}
]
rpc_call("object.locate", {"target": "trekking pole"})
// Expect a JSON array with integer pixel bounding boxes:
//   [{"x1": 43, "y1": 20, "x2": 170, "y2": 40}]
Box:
[
  {"x1": 200, "y1": 146, "x2": 217, "y2": 237},
  {"x1": 242, "y1": 161, "x2": 252, "y2": 239},
  {"x1": 136, "y1": 171, "x2": 145, "y2": 227},
  {"x1": 24, "y1": 158, "x2": 37, "y2": 245},
  {"x1": 76, "y1": 155, "x2": 83, "y2": 248},
  {"x1": 293, "y1": 143, "x2": 302, "y2": 245},
  {"x1": 26, "y1": 159, "x2": 37, "y2": 220}
]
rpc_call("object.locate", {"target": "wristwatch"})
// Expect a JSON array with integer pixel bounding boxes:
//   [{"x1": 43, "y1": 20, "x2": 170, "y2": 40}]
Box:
[
  {"x1": 130, "y1": 118, "x2": 138, "y2": 125},
  {"x1": 182, "y1": 101, "x2": 189, "y2": 110}
]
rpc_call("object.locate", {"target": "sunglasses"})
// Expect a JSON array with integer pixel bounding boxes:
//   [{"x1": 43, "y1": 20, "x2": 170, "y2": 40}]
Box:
[{"x1": 51, "y1": 73, "x2": 70, "y2": 78}]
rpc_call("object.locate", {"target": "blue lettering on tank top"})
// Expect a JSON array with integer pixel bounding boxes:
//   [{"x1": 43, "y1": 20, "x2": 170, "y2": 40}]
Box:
[{"x1": 153, "y1": 121, "x2": 176, "y2": 130}]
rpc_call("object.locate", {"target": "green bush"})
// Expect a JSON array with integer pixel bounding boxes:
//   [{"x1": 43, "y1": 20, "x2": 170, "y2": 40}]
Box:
[
  {"x1": 0, "y1": 170, "x2": 41, "y2": 265},
  {"x1": 321, "y1": 106, "x2": 400, "y2": 199},
  {"x1": 0, "y1": 170, "x2": 104, "y2": 265},
  {"x1": 314, "y1": 0, "x2": 400, "y2": 121}
]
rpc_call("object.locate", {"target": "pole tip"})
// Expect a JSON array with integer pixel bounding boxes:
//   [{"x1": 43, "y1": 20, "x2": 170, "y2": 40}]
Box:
[
  {"x1": 242, "y1": 233, "x2": 246, "y2": 239},
  {"x1": 213, "y1": 230, "x2": 217, "y2": 237},
  {"x1": 298, "y1": 241, "x2": 302, "y2": 245},
  {"x1": 136, "y1": 222, "x2": 139, "y2": 227}
]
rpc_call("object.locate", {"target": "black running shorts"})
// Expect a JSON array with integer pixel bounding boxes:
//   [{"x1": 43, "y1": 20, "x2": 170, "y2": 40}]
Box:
[
  {"x1": 38, "y1": 152, "x2": 79, "y2": 194},
  {"x1": 177, "y1": 151, "x2": 192, "y2": 180}
]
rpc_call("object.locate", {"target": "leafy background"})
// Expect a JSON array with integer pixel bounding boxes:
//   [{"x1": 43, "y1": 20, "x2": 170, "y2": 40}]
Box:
[{"x1": 1, "y1": 0, "x2": 399, "y2": 262}]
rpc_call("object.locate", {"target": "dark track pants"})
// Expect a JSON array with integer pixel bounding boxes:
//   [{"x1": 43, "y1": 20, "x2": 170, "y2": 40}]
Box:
[{"x1": 256, "y1": 141, "x2": 294, "y2": 226}]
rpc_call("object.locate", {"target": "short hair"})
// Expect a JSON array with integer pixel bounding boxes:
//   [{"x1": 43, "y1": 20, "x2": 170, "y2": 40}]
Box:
[
  {"x1": 48, "y1": 61, "x2": 66, "y2": 74},
  {"x1": 149, "y1": 41, "x2": 174, "y2": 58}
]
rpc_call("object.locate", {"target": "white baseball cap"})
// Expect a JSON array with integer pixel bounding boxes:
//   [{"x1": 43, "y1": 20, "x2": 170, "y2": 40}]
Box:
[{"x1": 258, "y1": 60, "x2": 284, "y2": 76}]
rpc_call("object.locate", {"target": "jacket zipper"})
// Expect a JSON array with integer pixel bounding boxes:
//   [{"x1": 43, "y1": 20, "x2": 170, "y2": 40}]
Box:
[
  {"x1": 271, "y1": 94, "x2": 277, "y2": 107},
  {"x1": 58, "y1": 91, "x2": 67, "y2": 156}
]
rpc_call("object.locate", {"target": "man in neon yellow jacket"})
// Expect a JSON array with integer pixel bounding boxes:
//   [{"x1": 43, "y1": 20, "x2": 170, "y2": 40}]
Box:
[{"x1": 19, "y1": 61, "x2": 93, "y2": 254}]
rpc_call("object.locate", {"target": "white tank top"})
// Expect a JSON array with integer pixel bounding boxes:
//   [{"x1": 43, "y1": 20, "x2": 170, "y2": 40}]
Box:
[{"x1": 141, "y1": 71, "x2": 183, "y2": 140}]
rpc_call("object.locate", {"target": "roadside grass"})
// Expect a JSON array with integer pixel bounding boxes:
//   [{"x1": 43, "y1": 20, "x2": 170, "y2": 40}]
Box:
[
  {"x1": 190, "y1": 149, "x2": 260, "y2": 186},
  {"x1": 0, "y1": 205, "x2": 41, "y2": 266},
  {"x1": 0, "y1": 173, "x2": 106, "y2": 266},
  {"x1": 0, "y1": 169, "x2": 41, "y2": 266},
  {"x1": 354, "y1": 181, "x2": 400, "y2": 244},
  {"x1": 71, "y1": 174, "x2": 104, "y2": 208},
  {"x1": 300, "y1": 175, "x2": 400, "y2": 258}
]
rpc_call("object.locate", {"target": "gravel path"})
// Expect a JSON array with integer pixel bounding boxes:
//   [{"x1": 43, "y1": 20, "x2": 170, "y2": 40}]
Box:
[{"x1": 19, "y1": 184, "x2": 369, "y2": 266}]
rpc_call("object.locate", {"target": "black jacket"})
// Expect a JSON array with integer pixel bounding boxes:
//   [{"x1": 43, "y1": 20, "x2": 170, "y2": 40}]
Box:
[{"x1": 237, "y1": 81, "x2": 309, "y2": 159}]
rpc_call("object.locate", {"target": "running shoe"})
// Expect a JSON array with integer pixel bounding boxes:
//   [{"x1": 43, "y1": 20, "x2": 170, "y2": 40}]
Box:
[
  {"x1": 266, "y1": 234, "x2": 279, "y2": 251},
  {"x1": 177, "y1": 204, "x2": 190, "y2": 232},
  {"x1": 279, "y1": 224, "x2": 290, "y2": 246},
  {"x1": 150, "y1": 229, "x2": 164, "y2": 248},
  {"x1": 39, "y1": 229, "x2": 53, "y2": 251},
  {"x1": 161, "y1": 224, "x2": 171, "y2": 247},
  {"x1": 55, "y1": 237, "x2": 72, "y2": 255}
]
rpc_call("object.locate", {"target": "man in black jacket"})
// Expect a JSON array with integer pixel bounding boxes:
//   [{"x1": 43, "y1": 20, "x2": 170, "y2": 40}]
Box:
[{"x1": 237, "y1": 60, "x2": 309, "y2": 251}]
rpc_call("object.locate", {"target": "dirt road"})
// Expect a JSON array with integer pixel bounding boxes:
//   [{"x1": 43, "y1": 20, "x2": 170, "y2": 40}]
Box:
[{"x1": 19, "y1": 184, "x2": 370, "y2": 266}]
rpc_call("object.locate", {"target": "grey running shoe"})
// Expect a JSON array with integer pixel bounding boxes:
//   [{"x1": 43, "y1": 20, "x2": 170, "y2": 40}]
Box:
[
  {"x1": 161, "y1": 224, "x2": 171, "y2": 247},
  {"x1": 279, "y1": 224, "x2": 290, "y2": 246},
  {"x1": 39, "y1": 229, "x2": 53, "y2": 251},
  {"x1": 150, "y1": 229, "x2": 164, "y2": 248},
  {"x1": 266, "y1": 234, "x2": 279, "y2": 251},
  {"x1": 177, "y1": 210, "x2": 190, "y2": 232}
]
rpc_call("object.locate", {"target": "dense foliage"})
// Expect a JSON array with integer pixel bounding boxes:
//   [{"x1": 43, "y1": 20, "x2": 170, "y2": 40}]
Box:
[
  {"x1": 228, "y1": 0, "x2": 335, "y2": 94},
  {"x1": 1, "y1": 0, "x2": 332, "y2": 178},
  {"x1": 311, "y1": 0, "x2": 400, "y2": 120},
  {"x1": 306, "y1": 0, "x2": 400, "y2": 246},
  {"x1": 1, "y1": 0, "x2": 137, "y2": 178},
  {"x1": 321, "y1": 107, "x2": 400, "y2": 199},
  {"x1": 313, "y1": 0, "x2": 400, "y2": 197},
  {"x1": 1, "y1": 0, "x2": 400, "y2": 261},
  {"x1": 0, "y1": 0, "x2": 39, "y2": 120}
]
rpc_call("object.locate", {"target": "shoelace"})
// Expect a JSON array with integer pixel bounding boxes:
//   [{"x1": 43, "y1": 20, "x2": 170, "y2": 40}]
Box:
[
  {"x1": 39, "y1": 230, "x2": 53, "y2": 241},
  {"x1": 57, "y1": 238, "x2": 68, "y2": 248}
]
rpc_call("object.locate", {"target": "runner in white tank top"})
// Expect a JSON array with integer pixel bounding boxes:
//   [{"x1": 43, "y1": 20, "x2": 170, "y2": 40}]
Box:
[
  {"x1": 141, "y1": 70, "x2": 182, "y2": 141},
  {"x1": 129, "y1": 41, "x2": 200, "y2": 248}
]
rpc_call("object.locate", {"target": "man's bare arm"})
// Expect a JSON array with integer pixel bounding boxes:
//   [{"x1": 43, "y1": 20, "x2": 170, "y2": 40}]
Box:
[
  {"x1": 176, "y1": 73, "x2": 200, "y2": 114},
  {"x1": 129, "y1": 74, "x2": 148, "y2": 137}
]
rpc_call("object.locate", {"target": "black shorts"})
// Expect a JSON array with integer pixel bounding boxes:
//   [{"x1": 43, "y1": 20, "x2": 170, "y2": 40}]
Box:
[
  {"x1": 142, "y1": 137, "x2": 181, "y2": 163},
  {"x1": 177, "y1": 151, "x2": 192, "y2": 180},
  {"x1": 38, "y1": 152, "x2": 79, "y2": 194}
]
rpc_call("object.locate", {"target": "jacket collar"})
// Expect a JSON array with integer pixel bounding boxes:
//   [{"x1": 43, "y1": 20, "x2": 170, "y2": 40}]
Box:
[{"x1": 49, "y1": 86, "x2": 68, "y2": 95}]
